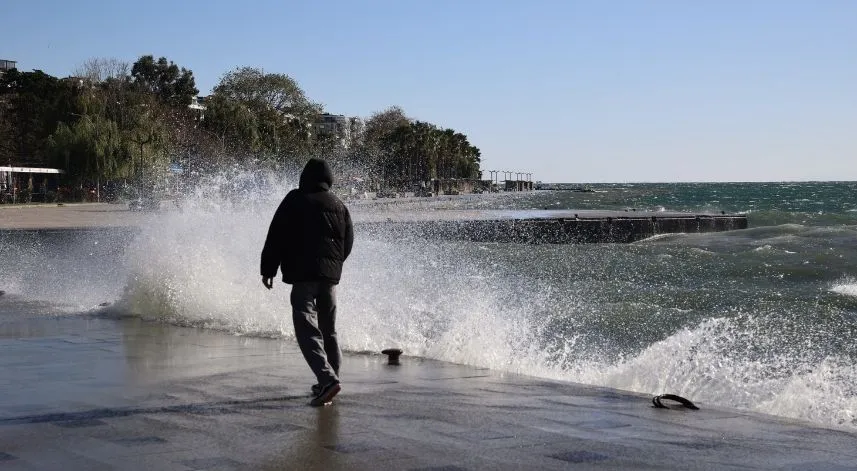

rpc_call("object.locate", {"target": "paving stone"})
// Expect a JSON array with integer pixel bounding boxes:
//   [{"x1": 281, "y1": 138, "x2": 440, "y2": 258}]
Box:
[
  {"x1": 110, "y1": 436, "x2": 169, "y2": 446},
  {"x1": 179, "y1": 457, "x2": 244, "y2": 470},
  {"x1": 251, "y1": 423, "x2": 305, "y2": 433},
  {"x1": 550, "y1": 450, "x2": 610, "y2": 463},
  {"x1": 0, "y1": 315, "x2": 856, "y2": 470},
  {"x1": 409, "y1": 466, "x2": 471, "y2": 471},
  {"x1": 53, "y1": 418, "x2": 108, "y2": 428}
]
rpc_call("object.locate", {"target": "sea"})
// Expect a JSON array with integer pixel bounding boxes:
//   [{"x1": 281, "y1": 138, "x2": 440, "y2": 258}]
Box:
[{"x1": 2, "y1": 177, "x2": 857, "y2": 430}]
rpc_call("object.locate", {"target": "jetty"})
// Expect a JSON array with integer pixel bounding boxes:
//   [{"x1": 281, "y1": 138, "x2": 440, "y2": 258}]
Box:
[
  {"x1": 356, "y1": 209, "x2": 748, "y2": 244},
  {"x1": 0, "y1": 204, "x2": 748, "y2": 243}
]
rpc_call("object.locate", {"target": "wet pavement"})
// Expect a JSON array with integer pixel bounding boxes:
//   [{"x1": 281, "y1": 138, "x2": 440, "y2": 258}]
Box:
[
  {"x1": 1, "y1": 310, "x2": 856, "y2": 470},
  {"x1": 0, "y1": 203, "x2": 157, "y2": 230}
]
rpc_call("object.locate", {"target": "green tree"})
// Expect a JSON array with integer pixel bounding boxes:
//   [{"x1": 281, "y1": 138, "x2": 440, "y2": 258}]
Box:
[
  {"x1": 0, "y1": 69, "x2": 82, "y2": 166},
  {"x1": 204, "y1": 66, "x2": 321, "y2": 163},
  {"x1": 131, "y1": 55, "x2": 198, "y2": 107},
  {"x1": 364, "y1": 106, "x2": 409, "y2": 149},
  {"x1": 202, "y1": 93, "x2": 260, "y2": 153},
  {"x1": 370, "y1": 119, "x2": 482, "y2": 189},
  {"x1": 66, "y1": 58, "x2": 185, "y2": 187},
  {"x1": 125, "y1": 105, "x2": 171, "y2": 183},
  {"x1": 361, "y1": 106, "x2": 411, "y2": 188},
  {"x1": 213, "y1": 67, "x2": 319, "y2": 117},
  {"x1": 46, "y1": 115, "x2": 126, "y2": 180},
  {"x1": 0, "y1": 104, "x2": 16, "y2": 163},
  {"x1": 72, "y1": 57, "x2": 140, "y2": 128}
]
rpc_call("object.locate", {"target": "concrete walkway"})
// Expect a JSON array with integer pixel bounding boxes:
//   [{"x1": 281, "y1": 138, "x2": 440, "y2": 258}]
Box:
[
  {"x1": 0, "y1": 203, "x2": 157, "y2": 230},
  {"x1": 1, "y1": 305, "x2": 856, "y2": 470},
  {"x1": 0, "y1": 203, "x2": 747, "y2": 243}
]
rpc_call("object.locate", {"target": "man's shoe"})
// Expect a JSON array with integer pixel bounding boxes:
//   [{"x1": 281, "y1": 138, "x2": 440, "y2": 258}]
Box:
[
  {"x1": 309, "y1": 381, "x2": 341, "y2": 407},
  {"x1": 311, "y1": 383, "x2": 321, "y2": 396}
]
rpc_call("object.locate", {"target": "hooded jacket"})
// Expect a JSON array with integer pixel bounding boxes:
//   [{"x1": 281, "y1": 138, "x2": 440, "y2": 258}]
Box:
[{"x1": 260, "y1": 158, "x2": 354, "y2": 284}]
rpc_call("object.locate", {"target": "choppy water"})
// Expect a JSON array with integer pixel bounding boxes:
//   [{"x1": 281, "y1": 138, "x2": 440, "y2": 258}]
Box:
[{"x1": 2, "y1": 179, "x2": 857, "y2": 430}]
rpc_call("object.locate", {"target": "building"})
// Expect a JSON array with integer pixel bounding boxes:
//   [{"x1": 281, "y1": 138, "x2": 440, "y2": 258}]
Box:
[
  {"x1": 313, "y1": 113, "x2": 363, "y2": 149},
  {"x1": 314, "y1": 113, "x2": 348, "y2": 140},
  {"x1": 0, "y1": 59, "x2": 16, "y2": 76},
  {"x1": 185, "y1": 95, "x2": 207, "y2": 121},
  {"x1": 348, "y1": 117, "x2": 364, "y2": 147},
  {"x1": 60, "y1": 76, "x2": 86, "y2": 88},
  {"x1": 0, "y1": 166, "x2": 64, "y2": 203},
  {"x1": 189, "y1": 95, "x2": 207, "y2": 119}
]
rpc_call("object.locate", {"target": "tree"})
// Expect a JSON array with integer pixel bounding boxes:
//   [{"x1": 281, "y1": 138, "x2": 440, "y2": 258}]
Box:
[
  {"x1": 360, "y1": 106, "x2": 411, "y2": 188},
  {"x1": 368, "y1": 118, "x2": 482, "y2": 190},
  {"x1": 73, "y1": 57, "x2": 130, "y2": 84},
  {"x1": 0, "y1": 69, "x2": 82, "y2": 166},
  {"x1": 364, "y1": 106, "x2": 410, "y2": 149},
  {"x1": 46, "y1": 115, "x2": 126, "y2": 180},
  {"x1": 203, "y1": 93, "x2": 259, "y2": 149},
  {"x1": 131, "y1": 55, "x2": 198, "y2": 107},
  {"x1": 124, "y1": 104, "x2": 171, "y2": 183},
  {"x1": 0, "y1": 102, "x2": 17, "y2": 163},
  {"x1": 411, "y1": 121, "x2": 439, "y2": 181},
  {"x1": 203, "y1": 66, "x2": 321, "y2": 163},
  {"x1": 213, "y1": 67, "x2": 319, "y2": 117},
  {"x1": 0, "y1": 54, "x2": 483, "y2": 197}
]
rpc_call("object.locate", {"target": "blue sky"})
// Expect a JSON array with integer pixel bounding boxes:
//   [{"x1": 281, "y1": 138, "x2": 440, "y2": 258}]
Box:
[{"x1": 3, "y1": 0, "x2": 855, "y2": 182}]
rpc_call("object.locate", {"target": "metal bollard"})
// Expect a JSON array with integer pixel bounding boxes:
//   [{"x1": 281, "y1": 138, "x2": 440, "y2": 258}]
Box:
[{"x1": 381, "y1": 348, "x2": 403, "y2": 365}]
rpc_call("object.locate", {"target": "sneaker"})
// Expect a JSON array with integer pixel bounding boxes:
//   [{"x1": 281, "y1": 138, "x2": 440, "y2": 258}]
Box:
[
  {"x1": 311, "y1": 383, "x2": 321, "y2": 396},
  {"x1": 309, "y1": 381, "x2": 341, "y2": 407}
]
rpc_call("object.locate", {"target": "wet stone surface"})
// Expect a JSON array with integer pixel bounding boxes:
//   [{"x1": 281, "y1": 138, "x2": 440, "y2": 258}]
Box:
[{"x1": 1, "y1": 315, "x2": 857, "y2": 470}]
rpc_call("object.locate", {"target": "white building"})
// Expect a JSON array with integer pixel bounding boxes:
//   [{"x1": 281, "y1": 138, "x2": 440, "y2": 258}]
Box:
[
  {"x1": 189, "y1": 96, "x2": 207, "y2": 119},
  {"x1": 313, "y1": 113, "x2": 363, "y2": 149}
]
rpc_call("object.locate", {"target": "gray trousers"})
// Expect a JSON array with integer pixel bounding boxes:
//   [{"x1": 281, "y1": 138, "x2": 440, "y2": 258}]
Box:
[{"x1": 290, "y1": 281, "x2": 341, "y2": 386}]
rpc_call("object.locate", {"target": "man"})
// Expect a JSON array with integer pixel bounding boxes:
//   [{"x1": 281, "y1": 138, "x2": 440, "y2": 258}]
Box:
[{"x1": 261, "y1": 158, "x2": 354, "y2": 406}]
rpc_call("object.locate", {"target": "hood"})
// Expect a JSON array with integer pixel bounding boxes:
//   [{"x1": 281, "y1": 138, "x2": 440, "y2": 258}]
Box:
[{"x1": 299, "y1": 158, "x2": 334, "y2": 192}]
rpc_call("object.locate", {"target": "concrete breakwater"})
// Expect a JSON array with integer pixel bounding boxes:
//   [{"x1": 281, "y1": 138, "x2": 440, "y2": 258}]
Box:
[
  {"x1": 0, "y1": 204, "x2": 748, "y2": 243},
  {"x1": 356, "y1": 209, "x2": 749, "y2": 244}
]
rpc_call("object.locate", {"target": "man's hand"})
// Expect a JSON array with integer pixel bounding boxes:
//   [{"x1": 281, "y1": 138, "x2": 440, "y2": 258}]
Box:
[{"x1": 262, "y1": 276, "x2": 274, "y2": 290}]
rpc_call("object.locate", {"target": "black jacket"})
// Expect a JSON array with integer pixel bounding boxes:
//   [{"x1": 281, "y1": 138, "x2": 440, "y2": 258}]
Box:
[{"x1": 260, "y1": 159, "x2": 354, "y2": 284}]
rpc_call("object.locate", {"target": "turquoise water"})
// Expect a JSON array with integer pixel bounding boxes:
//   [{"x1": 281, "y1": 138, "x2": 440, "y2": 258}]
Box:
[
  {"x1": 455, "y1": 181, "x2": 857, "y2": 227},
  {"x1": 2, "y1": 179, "x2": 857, "y2": 430}
]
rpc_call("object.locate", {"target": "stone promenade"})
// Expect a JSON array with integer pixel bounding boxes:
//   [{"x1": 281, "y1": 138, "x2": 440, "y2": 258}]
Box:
[{"x1": 1, "y1": 305, "x2": 856, "y2": 470}]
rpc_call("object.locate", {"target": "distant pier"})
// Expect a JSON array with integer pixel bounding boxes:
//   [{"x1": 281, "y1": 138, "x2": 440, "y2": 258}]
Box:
[
  {"x1": 0, "y1": 204, "x2": 748, "y2": 243},
  {"x1": 356, "y1": 209, "x2": 748, "y2": 244}
]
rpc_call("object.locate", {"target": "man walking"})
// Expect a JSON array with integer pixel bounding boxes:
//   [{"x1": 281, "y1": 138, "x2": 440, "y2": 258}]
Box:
[{"x1": 261, "y1": 158, "x2": 354, "y2": 406}]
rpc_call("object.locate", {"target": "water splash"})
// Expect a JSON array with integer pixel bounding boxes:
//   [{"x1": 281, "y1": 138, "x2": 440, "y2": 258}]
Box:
[
  {"x1": 565, "y1": 315, "x2": 857, "y2": 429},
  {"x1": 831, "y1": 277, "x2": 857, "y2": 298}
]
